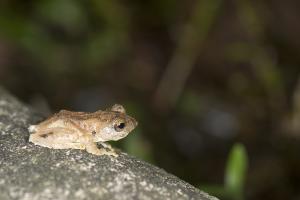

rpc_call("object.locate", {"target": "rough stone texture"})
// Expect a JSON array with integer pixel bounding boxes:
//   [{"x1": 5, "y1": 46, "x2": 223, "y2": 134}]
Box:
[{"x1": 0, "y1": 87, "x2": 219, "y2": 200}]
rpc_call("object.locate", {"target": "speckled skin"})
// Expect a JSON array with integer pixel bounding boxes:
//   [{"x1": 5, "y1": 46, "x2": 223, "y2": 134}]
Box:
[{"x1": 29, "y1": 104, "x2": 138, "y2": 156}]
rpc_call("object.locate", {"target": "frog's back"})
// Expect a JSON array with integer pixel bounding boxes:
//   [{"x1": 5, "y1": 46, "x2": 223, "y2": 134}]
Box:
[
  {"x1": 31, "y1": 110, "x2": 91, "y2": 130},
  {"x1": 57, "y1": 110, "x2": 94, "y2": 120},
  {"x1": 58, "y1": 109, "x2": 118, "y2": 123}
]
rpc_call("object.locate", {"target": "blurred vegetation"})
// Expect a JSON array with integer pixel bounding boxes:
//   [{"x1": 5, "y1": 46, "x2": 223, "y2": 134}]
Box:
[
  {"x1": 225, "y1": 143, "x2": 248, "y2": 200},
  {"x1": 1, "y1": 0, "x2": 300, "y2": 199},
  {"x1": 201, "y1": 143, "x2": 248, "y2": 200}
]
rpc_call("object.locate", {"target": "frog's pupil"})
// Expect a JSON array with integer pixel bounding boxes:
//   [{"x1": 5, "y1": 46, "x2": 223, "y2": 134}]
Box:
[{"x1": 118, "y1": 123, "x2": 125, "y2": 129}]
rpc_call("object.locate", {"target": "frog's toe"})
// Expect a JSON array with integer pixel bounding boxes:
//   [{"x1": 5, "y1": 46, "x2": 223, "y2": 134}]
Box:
[{"x1": 108, "y1": 151, "x2": 118, "y2": 157}]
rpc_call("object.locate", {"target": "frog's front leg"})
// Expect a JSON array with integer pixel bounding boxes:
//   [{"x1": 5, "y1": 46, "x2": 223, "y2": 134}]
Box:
[
  {"x1": 85, "y1": 142, "x2": 118, "y2": 157},
  {"x1": 99, "y1": 142, "x2": 117, "y2": 154}
]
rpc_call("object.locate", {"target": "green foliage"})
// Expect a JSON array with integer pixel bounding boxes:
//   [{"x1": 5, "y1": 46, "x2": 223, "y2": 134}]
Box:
[
  {"x1": 225, "y1": 143, "x2": 248, "y2": 200},
  {"x1": 0, "y1": 0, "x2": 129, "y2": 77},
  {"x1": 201, "y1": 143, "x2": 248, "y2": 200},
  {"x1": 35, "y1": 0, "x2": 87, "y2": 33}
]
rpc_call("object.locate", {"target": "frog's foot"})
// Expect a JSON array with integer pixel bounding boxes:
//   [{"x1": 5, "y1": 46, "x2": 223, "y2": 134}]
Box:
[
  {"x1": 86, "y1": 143, "x2": 118, "y2": 157},
  {"x1": 99, "y1": 142, "x2": 114, "y2": 151}
]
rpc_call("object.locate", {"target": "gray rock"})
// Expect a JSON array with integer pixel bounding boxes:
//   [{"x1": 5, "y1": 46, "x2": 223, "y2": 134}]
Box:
[{"x1": 0, "y1": 87, "x2": 219, "y2": 200}]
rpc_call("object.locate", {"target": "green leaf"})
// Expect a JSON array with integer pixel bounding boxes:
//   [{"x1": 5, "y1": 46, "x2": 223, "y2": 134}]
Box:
[{"x1": 225, "y1": 143, "x2": 248, "y2": 199}]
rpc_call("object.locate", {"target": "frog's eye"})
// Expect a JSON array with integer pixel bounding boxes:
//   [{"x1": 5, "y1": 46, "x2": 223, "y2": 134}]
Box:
[{"x1": 114, "y1": 122, "x2": 126, "y2": 132}]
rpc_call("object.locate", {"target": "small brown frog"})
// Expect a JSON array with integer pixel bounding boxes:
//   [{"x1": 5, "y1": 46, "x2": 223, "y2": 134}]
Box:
[{"x1": 28, "y1": 104, "x2": 138, "y2": 156}]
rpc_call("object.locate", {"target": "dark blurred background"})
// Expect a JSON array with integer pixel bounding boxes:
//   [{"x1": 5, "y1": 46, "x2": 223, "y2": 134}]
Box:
[{"x1": 1, "y1": 0, "x2": 300, "y2": 199}]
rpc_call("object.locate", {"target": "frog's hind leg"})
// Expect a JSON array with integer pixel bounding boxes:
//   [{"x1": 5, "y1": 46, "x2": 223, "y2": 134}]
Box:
[
  {"x1": 29, "y1": 130, "x2": 54, "y2": 147},
  {"x1": 29, "y1": 127, "x2": 83, "y2": 149}
]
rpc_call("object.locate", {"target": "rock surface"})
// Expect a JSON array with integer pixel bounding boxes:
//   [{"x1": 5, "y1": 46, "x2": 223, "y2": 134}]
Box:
[{"x1": 0, "y1": 87, "x2": 219, "y2": 200}]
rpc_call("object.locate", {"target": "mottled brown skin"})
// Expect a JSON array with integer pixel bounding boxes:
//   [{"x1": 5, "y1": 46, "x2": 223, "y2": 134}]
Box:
[{"x1": 29, "y1": 104, "x2": 138, "y2": 156}]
